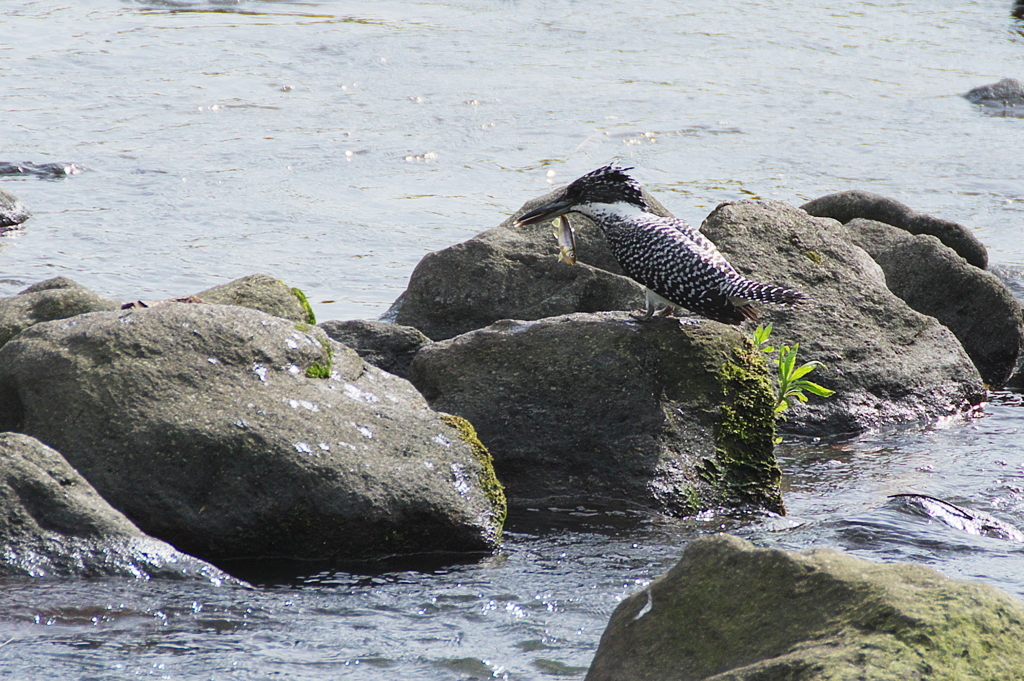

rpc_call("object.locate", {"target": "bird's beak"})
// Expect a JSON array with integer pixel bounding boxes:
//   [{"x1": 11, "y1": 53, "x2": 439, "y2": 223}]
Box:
[{"x1": 514, "y1": 194, "x2": 574, "y2": 227}]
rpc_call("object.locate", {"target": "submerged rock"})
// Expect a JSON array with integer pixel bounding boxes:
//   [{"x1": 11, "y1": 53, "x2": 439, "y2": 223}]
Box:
[
  {"x1": 888, "y1": 494, "x2": 1024, "y2": 543},
  {"x1": 319, "y1": 319, "x2": 431, "y2": 380},
  {"x1": 0, "y1": 277, "x2": 120, "y2": 349},
  {"x1": 702, "y1": 200, "x2": 986, "y2": 436},
  {"x1": 409, "y1": 312, "x2": 782, "y2": 516},
  {"x1": 963, "y1": 77, "x2": 1024, "y2": 117},
  {"x1": 0, "y1": 432, "x2": 235, "y2": 582},
  {"x1": 0, "y1": 161, "x2": 83, "y2": 178},
  {"x1": 586, "y1": 534, "x2": 1024, "y2": 681},
  {"x1": 0, "y1": 303, "x2": 504, "y2": 567},
  {"x1": 843, "y1": 219, "x2": 1023, "y2": 386},
  {"x1": 801, "y1": 190, "x2": 987, "y2": 269},
  {"x1": 0, "y1": 187, "x2": 30, "y2": 228}
]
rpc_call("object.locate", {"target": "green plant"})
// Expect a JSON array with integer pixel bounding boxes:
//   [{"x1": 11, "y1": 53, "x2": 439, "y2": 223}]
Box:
[{"x1": 753, "y1": 323, "x2": 835, "y2": 418}]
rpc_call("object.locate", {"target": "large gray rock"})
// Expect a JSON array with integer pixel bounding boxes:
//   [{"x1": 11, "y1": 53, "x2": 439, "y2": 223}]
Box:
[
  {"x1": 844, "y1": 218, "x2": 1023, "y2": 386},
  {"x1": 702, "y1": 200, "x2": 986, "y2": 436},
  {"x1": 0, "y1": 187, "x2": 30, "y2": 228},
  {"x1": 801, "y1": 190, "x2": 987, "y2": 269},
  {"x1": 409, "y1": 312, "x2": 782, "y2": 516},
  {"x1": 586, "y1": 534, "x2": 1024, "y2": 681},
  {"x1": 0, "y1": 303, "x2": 505, "y2": 566},
  {"x1": 319, "y1": 319, "x2": 431, "y2": 380},
  {"x1": 0, "y1": 432, "x2": 235, "y2": 582},
  {"x1": 0, "y1": 277, "x2": 120, "y2": 349},
  {"x1": 387, "y1": 186, "x2": 671, "y2": 340}
]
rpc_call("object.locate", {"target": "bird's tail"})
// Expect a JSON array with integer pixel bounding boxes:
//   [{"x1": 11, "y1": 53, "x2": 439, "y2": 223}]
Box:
[{"x1": 724, "y1": 278, "x2": 805, "y2": 307}]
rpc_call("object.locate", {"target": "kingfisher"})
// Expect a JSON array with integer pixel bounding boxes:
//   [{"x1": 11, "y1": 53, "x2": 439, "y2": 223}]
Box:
[{"x1": 514, "y1": 163, "x2": 804, "y2": 324}]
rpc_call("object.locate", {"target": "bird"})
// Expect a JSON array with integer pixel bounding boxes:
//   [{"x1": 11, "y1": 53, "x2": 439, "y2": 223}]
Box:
[{"x1": 514, "y1": 163, "x2": 804, "y2": 325}]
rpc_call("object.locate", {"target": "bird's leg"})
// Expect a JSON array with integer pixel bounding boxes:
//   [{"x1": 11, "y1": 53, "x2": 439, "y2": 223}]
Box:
[{"x1": 631, "y1": 289, "x2": 661, "y2": 322}]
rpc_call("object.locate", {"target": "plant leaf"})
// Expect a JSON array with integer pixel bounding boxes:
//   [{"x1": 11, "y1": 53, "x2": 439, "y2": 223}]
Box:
[{"x1": 798, "y1": 381, "x2": 835, "y2": 397}]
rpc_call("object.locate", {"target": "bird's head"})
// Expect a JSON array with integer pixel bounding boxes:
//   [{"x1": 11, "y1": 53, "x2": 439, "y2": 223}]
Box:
[{"x1": 515, "y1": 163, "x2": 647, "y2": 227}]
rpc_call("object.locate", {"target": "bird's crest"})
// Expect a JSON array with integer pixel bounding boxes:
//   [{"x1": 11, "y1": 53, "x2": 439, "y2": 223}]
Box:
[{"x1": 564, "y1": 163, "x2": 647, "y2": 210}]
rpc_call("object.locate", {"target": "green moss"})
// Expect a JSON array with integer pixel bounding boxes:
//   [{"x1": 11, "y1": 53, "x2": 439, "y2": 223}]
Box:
[
  {"x1": 803, "y1": 250, "x2": 823, "y2": 264},
  {"x1": 304, "y1": 336, "x2": 334, "y2": 379},
  {"x1": 713, "y1": 340, "x2": 784, "y2": 513},
  {"x1": 439, "y1": 413, "x2": 507, "y2": 541},
  {"x1": 290, "y1": 287, "x2": 316, "y2": 325},
  {"x1": 682, "y1": 484, "x2": 703, "y2": 515}
]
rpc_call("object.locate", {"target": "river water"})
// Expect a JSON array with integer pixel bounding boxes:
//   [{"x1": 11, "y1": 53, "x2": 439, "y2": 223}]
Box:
[{"x1": 1, "y1": 0, "x2": 1023, "y2": 678}]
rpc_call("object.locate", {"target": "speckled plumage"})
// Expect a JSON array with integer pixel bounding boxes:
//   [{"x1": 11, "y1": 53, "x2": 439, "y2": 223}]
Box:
[{"x1": 515, "y1": 164, "x2": 804, "y2": 324}]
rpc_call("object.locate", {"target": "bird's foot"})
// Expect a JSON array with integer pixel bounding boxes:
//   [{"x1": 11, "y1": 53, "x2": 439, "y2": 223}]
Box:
[{"x1": 630, "y1": 309, "x2": 656, "y2": 322}]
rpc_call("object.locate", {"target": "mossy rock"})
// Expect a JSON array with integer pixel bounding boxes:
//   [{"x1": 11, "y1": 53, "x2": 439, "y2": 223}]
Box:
[
  {"x1": 197, "y1": 274, "x2": 314, "y2": 324},
  {"x1": 587, "y1": 534, "x2": 1024, "y2": 680},
  {"x1": 409, "y1": 311, "x2": 780, "y2": 516}
]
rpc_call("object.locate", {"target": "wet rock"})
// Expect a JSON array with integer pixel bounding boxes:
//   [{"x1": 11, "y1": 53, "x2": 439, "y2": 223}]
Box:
[
  {"x1": 801, "y1": 190, "x2": 987, "y2": 269},
  {"x1": 0, "y1": 187, "x2": 30, "y2": 228},
  {"x1": 196, "y1": 273, "x2": 314, "y2": 324},
  {"x1": 0, "y1": 432, "x2": 236, "y2": 582},
  {"x1": 319, "y1": 319, "x2": 431, "y2": 380},
  {"x1": 0, "y1": 161, "x2": 83, "y2": 179},
  {"x1": 843, "y1": 219, "x2": 1023, "y2": 386},
  {"x1": 0, "y1": 303, "x2": 505, "y2": 567},
  {"x1": 386, "y1": 186, "x2": 675, "y2": 340},
  {"x1": 586, "y1": 534, "x2": 1024, "y2": 681},
  {"x1": 702, "y1": 200, "x2": 986, "y2": 436},
  {"x1": 887, "y1": 494, "x2": 1024, "y2": 542},
  {"x1": 409, "y1": 312, "x2": 782, "y2": 516},
  {"x1": 963, "y1": 78, "x2": 1024, "y2": 117},
  {"x1": 0, "y1": 277, "x2": 120, "y2": 349}
]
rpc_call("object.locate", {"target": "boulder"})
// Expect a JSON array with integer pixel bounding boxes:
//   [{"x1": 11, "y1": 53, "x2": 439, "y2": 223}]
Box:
[
  {"x1": 0, "y1": 277, "x2": 120, "y2": 349},
  {"x1": 801, "y1": 190, "x2": 987, "y2": 269},
  {"x1": 0, "y1": 303, "x2": 505, "y2": 567},
  {"x1": 0, "y1": 187, "x2": 30, "y2": 228},
  {"x1": 0, "y1": 432, "x2": 235, "y2": 582},
  {"x1": 585, "y1": 534, "x2": 1024, "y2": 681},
  {"x1": 319, "y1": 319, "x2": 431, "y2": 380},
  {"x1": 962, "y1": 77, "x2": 1019, "y2": 107},
  {"x1": 702, "y1": 200, "x2": 986, "y2": 436},
  {"x1": 843, "y1": 218, "x2": 1023, "y2": 386},
  {"x1": 408, "y1": 312, "x2": 782, "y2": 516},
  {"x1": 196, "y1": 273, "x2": 315, "y2": 324},
  {"x1": 386, "y1": 186, "x2": 676, "y2": 340}
]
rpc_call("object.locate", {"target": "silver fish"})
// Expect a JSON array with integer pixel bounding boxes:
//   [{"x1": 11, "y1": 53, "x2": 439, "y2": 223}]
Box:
[{"x1": 552, "y1": 215, "x2": 577, "y2": 265}]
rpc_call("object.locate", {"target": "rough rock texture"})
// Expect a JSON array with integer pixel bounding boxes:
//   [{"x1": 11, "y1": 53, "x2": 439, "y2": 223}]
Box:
[
  {"x1": 0, "y1": 432, "x2": 235, "y2": 582},
  {"x1": 319, "y1": 319, "x2": 431, "y2": 380},
  {"x1": 587, "y1": 535, "x2": 1024, "y2": 681},
  {"x1": 0, "y1": 277, "x2": 120, "y2": 349},
  {"x1": 0, "y1": 303, "x2": 504, "y2": 566},
  {"x1": 386, "y1": 186, "x2": 676, "y2": 340},
  {"x1": 962, "y1": 77, "x2": 1019, "y2": 107},
  {"x1": 991, "y1": 264, "x2": 1024, "y2": 388},
  {"x1": 801, "y1": 190, "x2": 987, "y2": 269},
  {"x1": 409, "y1": 312, "x2": 781, "y2": 516},
  {"x1": 844, "y1": 218, "x2": 1023, "y2": 386},
  {"x1": 0, "y1": 187, "x2": 30, "y2": 228},
  {"x1": 702, "y1": 200, "x2": 986, "y2": 436},
  {"x1": 197, "y1": 273, "x2": 314, "y2": 324}
]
